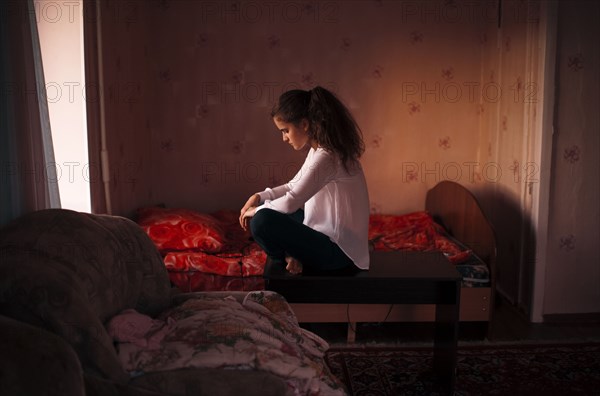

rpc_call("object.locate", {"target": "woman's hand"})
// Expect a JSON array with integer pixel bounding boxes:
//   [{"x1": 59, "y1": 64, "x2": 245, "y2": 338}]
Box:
[
  {"x1": 239, "y1": 193, "x2": 260, "y2": 230},
  {"x1": 240, "y1": 206, "x2": 257, "y2": 231}
]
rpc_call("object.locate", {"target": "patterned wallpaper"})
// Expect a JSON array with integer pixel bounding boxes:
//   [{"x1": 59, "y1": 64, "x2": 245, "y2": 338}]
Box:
[
  {"x1": 98, "y1": 0, "x2": 503, "y2": 216},
  {"x1": 543, "y1": 0, "x2": 599, "y2": 315},
  {"x1": 92, "y1": 0, "x2": 599, "y2": 315}
]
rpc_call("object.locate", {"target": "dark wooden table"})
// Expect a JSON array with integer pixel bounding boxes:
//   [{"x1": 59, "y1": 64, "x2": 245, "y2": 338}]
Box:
[{"x1": 263, "y1": 250, "x2": 461, "y2": 394}]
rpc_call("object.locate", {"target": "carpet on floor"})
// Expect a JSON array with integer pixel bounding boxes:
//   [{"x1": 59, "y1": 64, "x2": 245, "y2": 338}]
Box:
[{"x1": 325, "y1": 342, "x2": 600, "y2": 396}]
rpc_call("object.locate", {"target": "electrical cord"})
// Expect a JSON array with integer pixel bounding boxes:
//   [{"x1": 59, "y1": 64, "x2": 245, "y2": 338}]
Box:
[{"x1": 346, "y1": 303, "x2": 395, "y2": 336}]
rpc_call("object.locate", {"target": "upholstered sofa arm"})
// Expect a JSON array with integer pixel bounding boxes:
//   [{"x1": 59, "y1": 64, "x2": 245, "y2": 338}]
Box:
[{"x1": 0, "y1": 315, "x2": 86, "y2": 396}]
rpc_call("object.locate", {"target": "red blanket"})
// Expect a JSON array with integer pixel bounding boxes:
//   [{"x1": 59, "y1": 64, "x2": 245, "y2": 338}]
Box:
[
  {"x1": 368, "y1": 211, "x2": 472, "y2": 264},
  {"x1": 137, "y1": 208, "x2": 267, "y2": 277},
  {"x1": 137, "y1": 207, "x2": 471, "y2": 280}
]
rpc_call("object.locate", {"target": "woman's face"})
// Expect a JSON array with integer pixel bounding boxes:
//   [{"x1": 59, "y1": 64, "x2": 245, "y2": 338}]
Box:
[{"x1": 273, "y1": 117, "x2": 314, "y2": 151}]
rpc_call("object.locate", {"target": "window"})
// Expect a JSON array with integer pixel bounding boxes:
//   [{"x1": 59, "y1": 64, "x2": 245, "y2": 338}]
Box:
[{"x1": 35, "y1": 0, "x2": 90, "y2": 212}]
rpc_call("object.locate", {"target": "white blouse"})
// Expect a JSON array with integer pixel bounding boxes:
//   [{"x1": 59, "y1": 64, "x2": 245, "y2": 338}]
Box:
[{"x1": 255, "y1": 147, "x2": 370, "y2": 269}]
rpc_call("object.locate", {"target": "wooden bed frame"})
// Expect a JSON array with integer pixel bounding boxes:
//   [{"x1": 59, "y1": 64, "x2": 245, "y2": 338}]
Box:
[{"x1": 289, "y1": 181, "x2": 497, "y2": 340}]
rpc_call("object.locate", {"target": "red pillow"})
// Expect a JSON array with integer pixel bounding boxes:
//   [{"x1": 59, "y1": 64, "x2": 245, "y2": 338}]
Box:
[{"x1": 137, "y1": 207, "x2": 225, "y2": 253}]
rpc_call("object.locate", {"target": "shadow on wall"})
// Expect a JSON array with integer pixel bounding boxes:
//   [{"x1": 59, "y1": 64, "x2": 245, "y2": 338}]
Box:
[{"x1": 474, "y1": 183, "x2": 536, "y2": 316}]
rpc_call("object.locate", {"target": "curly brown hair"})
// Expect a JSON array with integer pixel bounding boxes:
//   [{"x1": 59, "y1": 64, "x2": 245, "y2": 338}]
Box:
[{"x1": 271, "y1": 86, "x2": 365, "y2": 172}]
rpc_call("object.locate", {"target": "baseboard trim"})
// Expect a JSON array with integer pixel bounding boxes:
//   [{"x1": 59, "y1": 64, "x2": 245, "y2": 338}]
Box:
[{"x1": 543, "y1": 312, "x2": 600, "y2": 324}]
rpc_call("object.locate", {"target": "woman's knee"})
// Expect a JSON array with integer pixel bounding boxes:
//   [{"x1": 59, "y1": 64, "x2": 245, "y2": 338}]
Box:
[{"x1": 250, "y1": 208, "x2": 277, "y2": 236}]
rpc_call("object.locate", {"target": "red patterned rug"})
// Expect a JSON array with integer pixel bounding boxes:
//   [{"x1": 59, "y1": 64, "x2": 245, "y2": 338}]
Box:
[{"x1": 325, "y1": 342, "x2": 600, "y2": 396}]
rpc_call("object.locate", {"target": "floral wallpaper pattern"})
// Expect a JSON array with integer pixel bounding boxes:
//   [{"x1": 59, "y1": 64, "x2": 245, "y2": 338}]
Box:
[
  {"x1": 544, "y1": 0, "x2": 599, "y2": 315},
  {"x1": 97, "y1": 0, "x2": 511, "y2": 216},
  {"x1": 93, "y1": 0, "x2": 599, "y2": 315}
]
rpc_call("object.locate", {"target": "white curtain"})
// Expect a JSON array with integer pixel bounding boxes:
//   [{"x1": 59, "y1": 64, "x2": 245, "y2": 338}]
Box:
[{"x1": 0, "y1": 0, "x2": 60, "y2": 227}]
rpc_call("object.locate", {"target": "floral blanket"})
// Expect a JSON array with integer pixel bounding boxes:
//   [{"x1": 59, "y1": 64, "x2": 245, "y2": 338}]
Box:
[{"x1": 111, "y1": 291, "x2": 346, "y2": 396}]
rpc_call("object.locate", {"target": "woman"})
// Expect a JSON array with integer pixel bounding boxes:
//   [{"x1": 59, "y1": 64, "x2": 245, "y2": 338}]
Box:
[{"x1": 239, "y1": 86, "x2": 370, "y2": 274}]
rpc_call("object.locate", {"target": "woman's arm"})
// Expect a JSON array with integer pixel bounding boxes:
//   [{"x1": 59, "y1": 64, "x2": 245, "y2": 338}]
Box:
[
  {"x1": 239, "y1": 149, "x2": 337, "y2": 229},
  {"x1": 257, "y1": 183, "x2": 292, "y2": 203},
  {"x1": 239, "y1": 193, "x2": 260, "y2": 230},
  {"x1": 239, "y1": 178, "x2": 296, "y2": 230},
  {"x1": 257, "y1": 149, "x2": 337, "y2": 214}
]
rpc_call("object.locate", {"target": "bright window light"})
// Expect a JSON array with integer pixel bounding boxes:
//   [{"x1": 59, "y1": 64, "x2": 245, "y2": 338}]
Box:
[{"x1": 35, "y1": 0, "x2": 91, "y2": 212}]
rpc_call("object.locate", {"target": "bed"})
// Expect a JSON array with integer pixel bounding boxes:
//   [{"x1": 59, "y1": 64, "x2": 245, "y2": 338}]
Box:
[{"x1": 136, "y1": 181, "x2": 496, "y2": 335}]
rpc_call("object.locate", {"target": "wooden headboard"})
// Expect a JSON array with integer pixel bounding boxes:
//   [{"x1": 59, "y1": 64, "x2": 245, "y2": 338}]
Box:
[{"x1": 425, "y1": 181, "x2": 497, "y2": 275}]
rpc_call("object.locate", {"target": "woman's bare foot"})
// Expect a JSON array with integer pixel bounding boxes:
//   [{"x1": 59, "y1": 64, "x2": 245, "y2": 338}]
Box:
[{"x1": 285, "y1": 255, "x2": 303, "y2": 275}]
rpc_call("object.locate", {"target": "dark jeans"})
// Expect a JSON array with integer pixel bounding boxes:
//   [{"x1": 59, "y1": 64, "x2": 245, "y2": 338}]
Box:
[{"x1": 250, "y1": 208, "x2": 354, "y2": 272}]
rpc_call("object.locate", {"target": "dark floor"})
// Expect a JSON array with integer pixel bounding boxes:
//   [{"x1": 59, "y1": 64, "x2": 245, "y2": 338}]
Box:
[{"x1": 302, "y1": 294, "x2": 600, "y2": 346}]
